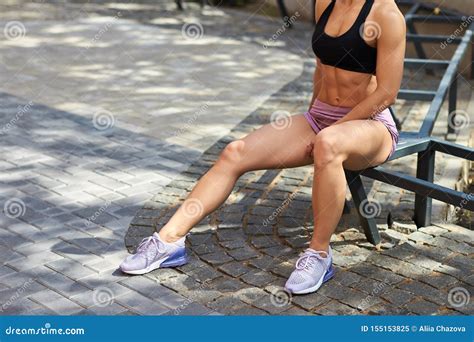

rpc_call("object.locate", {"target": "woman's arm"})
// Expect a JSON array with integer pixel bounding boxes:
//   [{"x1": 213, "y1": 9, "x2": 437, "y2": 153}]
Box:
[
  {"x1": 333, "y1": 4, "x2": 406, "y2": 124},
  {"x1": 308, "y1": 59, "x2": 323, "y2": 110},
  {"x1": 308, "y1": 0, "x2": 331, "y2": 111}
]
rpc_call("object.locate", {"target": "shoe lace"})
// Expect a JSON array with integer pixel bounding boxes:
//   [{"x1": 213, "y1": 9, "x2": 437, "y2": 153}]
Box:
[
  {"x1": 295, "y1": 250, "x2": 327, "y2": 271},
  {"x1": 136, "y1": 235, "x2": 164, "y2": 259}
]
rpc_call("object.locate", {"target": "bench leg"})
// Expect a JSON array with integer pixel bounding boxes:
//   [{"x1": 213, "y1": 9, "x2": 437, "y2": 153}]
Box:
[
  {"x1": 345, "y1": 170, "x2": 381, "y2": 245},
  {"x1": 276, "y1": 0, "x2": 292, "y2": 28},
  {"x1": 414, "y1": 149, "x2": 435, "y2": 227}
]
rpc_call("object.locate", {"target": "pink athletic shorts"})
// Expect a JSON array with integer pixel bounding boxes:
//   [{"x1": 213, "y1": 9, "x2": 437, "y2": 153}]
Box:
[{"x1": 304, "y1": 99, "x2": 400, "y2": 162}]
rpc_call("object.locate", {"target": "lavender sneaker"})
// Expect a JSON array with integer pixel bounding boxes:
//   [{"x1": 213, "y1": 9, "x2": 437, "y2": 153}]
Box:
[
  {"x1": 120, "y1": 232, "x2": 188, "y2": 275},
  {"x1": 284, "y1": 246, "x2": 335, "y2": 294}
]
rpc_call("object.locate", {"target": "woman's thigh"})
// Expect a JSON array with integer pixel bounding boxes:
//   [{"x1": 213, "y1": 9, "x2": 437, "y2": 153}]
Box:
[
  {"x1": 236, "y1": 114, "x2": 316, "y2": 172},
  {"x1": 318, "y1": 119, "x2": 393, "y2": 171}
]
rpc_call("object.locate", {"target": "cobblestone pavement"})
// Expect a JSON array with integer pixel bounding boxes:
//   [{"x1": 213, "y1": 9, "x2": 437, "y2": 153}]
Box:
[
  {"x1": 126, "y1": 67, "x2": 474, "y2": 315},
  {"x1": 1, "y1": 1, "x2": 473, "y2": 315}
]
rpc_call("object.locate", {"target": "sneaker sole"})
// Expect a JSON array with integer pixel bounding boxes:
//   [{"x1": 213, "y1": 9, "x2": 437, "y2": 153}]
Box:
[
  {"x1": 287, "y1": 265, "x2": 335, "y2": 295},
  {"x1": 121, "y1": 255, "x2": 189, "y2": 275}
]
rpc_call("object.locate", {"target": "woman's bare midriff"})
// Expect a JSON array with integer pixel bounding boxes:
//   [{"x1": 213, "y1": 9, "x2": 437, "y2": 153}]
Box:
[{"x1": 316, "y1": 63, "x2": 378, "y2": 108}]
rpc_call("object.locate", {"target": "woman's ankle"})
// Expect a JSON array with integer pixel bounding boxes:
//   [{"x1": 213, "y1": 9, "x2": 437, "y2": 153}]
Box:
[
  {"x1": 158, "y1": 230, "x2": 186, "y2": 244},
  {"x1": 309, "y1": 241, "x2": 330, "y2": 255}
]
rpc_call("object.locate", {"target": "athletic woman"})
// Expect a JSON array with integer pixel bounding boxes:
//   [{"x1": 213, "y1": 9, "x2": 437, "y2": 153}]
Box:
[{"x1": 120, "y1": 0, "x2": 406, "y2": 295}]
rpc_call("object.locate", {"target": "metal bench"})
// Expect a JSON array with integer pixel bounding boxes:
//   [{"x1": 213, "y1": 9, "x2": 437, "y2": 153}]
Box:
[
  {"x1": 175, "y1": 0, "x2": 206, "y2": 10},
  {"x1": 344, "y1": 1, "x2": 474, "y2": 244}
]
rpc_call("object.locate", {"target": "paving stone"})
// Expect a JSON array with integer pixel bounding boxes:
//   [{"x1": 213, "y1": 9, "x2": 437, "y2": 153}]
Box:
[
  {"x1": 120, "y1": 276, "x2": 179, "y2": 299},
  {"x1": 185, "y1": 264, "x2": 223, "y2": 283},
  {"x1": 115, "y1": 291, "x2": 170, "y2": 315},
  {"x1": 251, "y1": 293, "x2": 291, "y2": 314},
  {"x1": 241, "y1": 270, "x2": 278, "y2": 287},
  {"x1": 207, "y1": 295, "x2": 247, "y2": 314},
  {"x1": 291, "y1": 293, "x2": 331, "y2": 310},
  {"x1": 1, "y1": 298, "x2": 45, "y2": 315},
  {"x1": 208, "y1": 277, "x2": 247, "y2": 293},
  {"x1": 261, "y1": 245, "x2": 295, "y2": 258},
  {"x1": 380, "y1": 242, "x2": 418, "y2": 260},
  {"x1": 199, "y1": 251, "x2": 233, "y2": 265},
  {"x1": 315, "y1": 282, "x2": 353, "y2": 301},
  {"x1": 404, "y1": 299, "x2": 441, "y2": 315},
  {"x1": 250, "y1": 236, "x2": 281, "y2": 248},
  {"x1": 313, "y1": 300, "x2": 359, "y2": 315},
  {"x1": 397, "y1": 281, "x2": 447, "y2": 306},
  {"x1": 220, "y1": 239, "x2": 247, "y2": 250},
  {"x1": 233, "y1": 287, "x2": 267, "y2": 305},
  {"x1": 334, "y1": 270, "x2": 362, "y2": 286},
  {"x1": 441, "y1": 230, "x2": 474, "y2": 244},
  {"x1": 227, "y1": 246, "x2": 260, "y2": 261},
  {"x1": 231, "y1": 305, "x2": 268, "y2": 315},
  {"x1": 173, "y1": 301, "x2": 213, "y2": 315},
  {"x1": 29, "y1": 290, "x2": 84, "y2": 315},
  {"x1": 159, "y1": 273, "x2": 203, "y2": 295},
  {"x1": 381, "y1": 288, "x2": 413, "y2": 306},
  {"x1": 218, "y1": 261, "x2": 252, "y2": 278},
  {"x1": 46, "y1": 257, "x2": 97, "y2": 280},
  {"x1": 352, "y1": 278, "x2": 391, "y2": 297},
  {"x1": 248, "y1": 255, "x2": 281, "y2": 271},
  {"x1": 365, "y1": 302, "x2": 411, "y2": 315},
  {"x1": 418, "y1": 225, "x2": 449, "y2": 236}
]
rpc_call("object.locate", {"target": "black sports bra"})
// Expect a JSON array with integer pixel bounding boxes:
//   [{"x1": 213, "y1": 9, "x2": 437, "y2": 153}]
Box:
[{"x1": 312, "y1": 0, "x2": 377, "y2": 75}]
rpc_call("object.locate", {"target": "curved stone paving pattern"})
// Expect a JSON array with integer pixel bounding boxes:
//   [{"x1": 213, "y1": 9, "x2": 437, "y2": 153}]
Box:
[{"x1": 126, "y1": 63, "x2": 474, "y2": 315}]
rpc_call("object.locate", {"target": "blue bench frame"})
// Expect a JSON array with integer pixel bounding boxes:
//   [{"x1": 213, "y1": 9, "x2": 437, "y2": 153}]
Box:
[{"x1": 345, "y1": 2, "x2": 474, "y2": 244}]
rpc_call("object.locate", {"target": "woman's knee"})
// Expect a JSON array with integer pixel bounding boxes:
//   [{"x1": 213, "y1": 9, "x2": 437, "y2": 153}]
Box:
[
  {"x1": 217, "y1": 140, "x2": 246, "y2": 170},
  {"x1": 312, "y1": 129, "x2": 345, "y2": 168}
]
